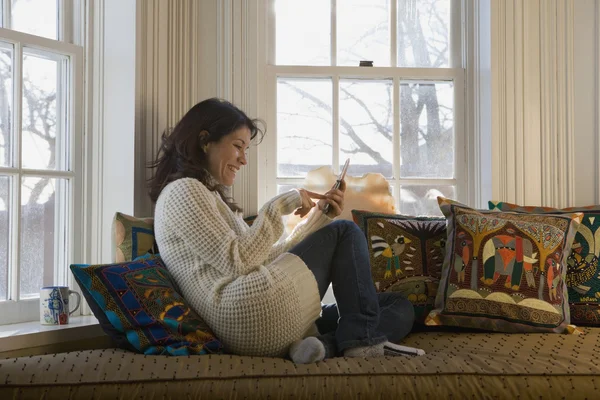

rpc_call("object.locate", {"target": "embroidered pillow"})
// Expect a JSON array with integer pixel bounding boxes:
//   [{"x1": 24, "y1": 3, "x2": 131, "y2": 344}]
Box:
[
  {"x1": 426, "y1": 197, "x2": 582, "y2": 333},
  {"x1": 243, "y1": 215, "x2": 258, "y2": 226},
  {"x1": 112, "y1": 212, "x2": 158, "y2": 262},
  {"x1": 70, "y1": 256, "x2": 222, "y2": 355},
  {"x1": 489, "y1": 201, "x2": 600, "y2": 326},
  {"x1": 352, "y1": 210, "x2": 447, "y2": 323},
  {"x1": 112, "y1": 213, "x2": 258, "y2": 262}
]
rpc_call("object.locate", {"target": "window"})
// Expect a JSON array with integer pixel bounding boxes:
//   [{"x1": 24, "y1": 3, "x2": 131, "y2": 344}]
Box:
[
  {"x1": 264, "y1": 0, "x2": 465, "y2": 216},
  {"x1": 0, "y1": 0, "x2": 83, "y2": 324}
]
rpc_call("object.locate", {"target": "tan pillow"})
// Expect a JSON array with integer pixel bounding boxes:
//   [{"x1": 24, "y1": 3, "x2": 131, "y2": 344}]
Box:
[
  {"x1": 284, "y1": 166, "x2": 395, "y2": 233},
  {"x1": 112, "y1": 212, "x2": 157, "y2": 262}
]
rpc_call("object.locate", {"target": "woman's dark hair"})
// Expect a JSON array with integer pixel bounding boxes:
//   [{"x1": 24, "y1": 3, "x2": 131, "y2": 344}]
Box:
[{"x1": 147, "y1": 98, "x2": 264, "y2": 212}]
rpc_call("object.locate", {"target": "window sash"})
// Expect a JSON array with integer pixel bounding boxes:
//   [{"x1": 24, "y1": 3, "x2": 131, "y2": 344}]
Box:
[
  {"x1": 0, "y1": 26, "x2": 83, "y2": 325},
  {"x1": 261, "y1": 0, "x2": 467, "y2": 211},
  {"x1": 269, "y1": 0, "x2": 463, "y2": 68},
  {"x1": 263, "y1": 66, "x2": 466, "y2": 208}
]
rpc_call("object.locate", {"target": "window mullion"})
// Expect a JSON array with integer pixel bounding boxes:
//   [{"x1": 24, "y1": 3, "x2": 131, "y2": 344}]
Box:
[
  {"x1": 332, "y1": 74, "x2": 339, "y2": 174},
  {"x1": 393, "y1": 76, "x2": 400, "y2": 208},
  {"x1": 390, "y1": 0, "x2": 397, "y2": 67},
  {"x1": 270, "y1": 65, "x2": 462, "y2": 80},
  {"x1": 331, "y1": 0, "x2": 336, "y2": 66},
  {"x1": 54, "y1": 58, "x2": 67, "y2": 286},
  {"x1": 3, "y1": 0, "x2": 10, "y2": 29},
  {"x1": 267, "y1": 0, "x2": 275, "y2": 65},
  {"x1": 59, "y1": 0, "x2": 74, "y2": 43},
  {"x1": 450, "y1": 0, "x2": 463, "y2": 68},
  {"x1": 266, "y1": 69, "x2": 277, "y2": 201},
  {"x1": 10, "y1": 40, "x2": 22, "y2": 301}
]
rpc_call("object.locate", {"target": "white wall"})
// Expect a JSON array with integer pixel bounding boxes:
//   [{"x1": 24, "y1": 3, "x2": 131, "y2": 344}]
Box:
[{"x1": 91, "y1": 0, "x2": 137, "y2": 263}]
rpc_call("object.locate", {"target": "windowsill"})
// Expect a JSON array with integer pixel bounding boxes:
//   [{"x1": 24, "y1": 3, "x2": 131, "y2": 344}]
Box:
[{"x1": 0, "y1": 315, "x2": 105, "y2": 354}]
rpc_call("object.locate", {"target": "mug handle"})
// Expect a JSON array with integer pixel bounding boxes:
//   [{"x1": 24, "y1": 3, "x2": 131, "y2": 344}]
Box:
[{"x1": 69, "y1": 290, "x2": 81, "y2": 315}]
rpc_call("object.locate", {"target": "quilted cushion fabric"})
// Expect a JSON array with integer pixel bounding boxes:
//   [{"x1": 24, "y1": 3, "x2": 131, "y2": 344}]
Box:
[
  {"x1": 70, "y1": 256, "x2": 222, "y2": 355},
  {"x1": 490, "y1": 201, "x2": 600, "y2": 326},
  {"x1": 3, "y1": 328, "x2": 600, "y2": 398},
  {"x1": 426, "y1": 197, "x2": 582, "y2": 333},
  {"x1": 352, "y1": 210, "x2": 446, "y2": 323}
]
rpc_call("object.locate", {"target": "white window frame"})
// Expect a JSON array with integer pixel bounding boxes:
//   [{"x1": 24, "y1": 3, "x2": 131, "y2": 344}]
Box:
[
  {"x1": 0, "y1": 3, "x2": 83, "y2": 325},
  {"x1": 259, "y1": 0, "x2": 468, "y2": 211}
]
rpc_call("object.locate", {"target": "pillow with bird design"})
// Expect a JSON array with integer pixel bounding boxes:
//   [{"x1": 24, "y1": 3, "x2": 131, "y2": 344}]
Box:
[
  {"x1": 426, "y1": 197, "x2": 582, "y2": 333},
  {"x1": 351, "y1": 210, "x2": 447, "y2": 324},
  {"x1": 489, "y1": 201, "x2": 600, "y2": 326}
]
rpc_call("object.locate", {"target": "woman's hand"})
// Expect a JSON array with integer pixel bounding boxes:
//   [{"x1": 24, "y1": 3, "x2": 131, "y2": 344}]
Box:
[
  {"x1": 317, "y1": 179, "x2": 346, "y2": 218},
  {"x1": 295, "y1": 189, "x2": 326, "y2": 218}
]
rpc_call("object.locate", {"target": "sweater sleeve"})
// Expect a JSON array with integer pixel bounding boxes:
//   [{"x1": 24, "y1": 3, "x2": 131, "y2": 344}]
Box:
[
  {"x1": 162, "y1": 179, "x2": 302, "y2": 277},
  {"x1": 263, "y1": 205, "x2": 333, "y2": 265}
]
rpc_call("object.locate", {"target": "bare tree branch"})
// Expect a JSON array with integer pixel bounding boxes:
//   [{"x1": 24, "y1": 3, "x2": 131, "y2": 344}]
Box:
[
  {"x1": 340, "y1": 86, "x2": 392, "y2": 142},
  {"x1": 340, "y1": 147, "x2": 363, "y2": 155},
  {"x1": 282, "y1": 81, "x2": 390, "y2": 166},
  {"x1": 282, "y1": 134, "x2": 331, "y2": 148},
  {"x1": 279, "y1": 111, "x2": 332, "y2": 126}
]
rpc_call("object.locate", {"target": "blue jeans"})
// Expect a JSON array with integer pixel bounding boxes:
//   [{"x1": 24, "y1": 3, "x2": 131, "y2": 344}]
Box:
[{"x1": 289, "y1": 220, "x2": 415, "y2": 358}]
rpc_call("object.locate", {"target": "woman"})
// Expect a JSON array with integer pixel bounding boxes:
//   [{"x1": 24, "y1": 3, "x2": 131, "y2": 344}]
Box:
[{"x1": 149, "y1": 98, "x2": 415, "y2": 363}]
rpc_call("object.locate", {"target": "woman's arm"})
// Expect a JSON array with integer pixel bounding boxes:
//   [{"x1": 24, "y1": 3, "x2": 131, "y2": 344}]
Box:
[
  {"x1": 263, "y1": 181, "x2": 345, "y2": 265},
  {"x1": 263, "y1": 206, "x2": 332, "y2": 265},
  {"x1": 161, "y1": 178, "x2": 302, "y2": 276}
]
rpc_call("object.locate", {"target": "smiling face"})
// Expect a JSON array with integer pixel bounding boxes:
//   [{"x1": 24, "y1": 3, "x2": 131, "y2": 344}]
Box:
[{"x1": 204, "y1": 126, "x2": 251, "y2": 186}]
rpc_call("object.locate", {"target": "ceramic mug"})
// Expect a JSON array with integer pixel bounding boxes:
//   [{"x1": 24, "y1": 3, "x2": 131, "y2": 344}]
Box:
[{"x1": 40, "y1": 286, "x2": 81, "y2": 325}]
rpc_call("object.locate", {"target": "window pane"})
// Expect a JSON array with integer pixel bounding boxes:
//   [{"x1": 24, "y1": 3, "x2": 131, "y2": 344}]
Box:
[
  {"x1": 399, "y1": 81, "x2": 453, "y2": 178},
  {"x1": 0, "y1": 43, "x2": 13, "y2": 168},
  {"x1": 399, "y1": 185, "x2": 455, "y2": 216},
  {"x1": 277, "y1": 184, "x2": 297, "y2": 195},
  {"x1": 276, "y1": 0, "x2": 330, "y2": 65},
  {"x1": 11, "y1": 0, "x2": 58, "y2": 40},
  {"x1": 22, "y1": 50, "x2": 69, "y2": 171},
  {"x1": 340, "y1": 79, "x2": 393, "y2": 178},
  {"x1": 20, "y1": 177, "x2": 68, "y2": 299},
  {"x1": 0, "y1": 175, "x2": 10, "y2": 301},
  {"x1": 277, "y1": 78, "x2": 332, "y2": 177},
  {"x1": 398, "y1": 0, "x2": 450, "y2": 67},
  {"x1": 338, "y1": 0, "x2": 390, "y2": 67}
]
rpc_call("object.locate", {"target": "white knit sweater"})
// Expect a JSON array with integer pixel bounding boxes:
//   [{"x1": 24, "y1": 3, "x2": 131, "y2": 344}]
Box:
[{"x1": 154, "y1": 178, "x2": 331, "y2": 357}]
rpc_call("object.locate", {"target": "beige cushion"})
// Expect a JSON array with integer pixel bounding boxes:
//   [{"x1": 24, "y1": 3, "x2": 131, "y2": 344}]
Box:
[
  {"x1": 112, "y1": 212, "x2": 156, "y2": 262},
  {"x1": 2, "y1": 328, "x2": 599, "y2": 398},
  {"x1": 284, "y1": 167, "x2": 395, "y2": 233}
]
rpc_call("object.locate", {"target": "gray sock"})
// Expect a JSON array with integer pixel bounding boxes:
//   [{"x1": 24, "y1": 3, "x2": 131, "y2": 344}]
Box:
[
  {"x1": 344, "y1": 342, "x2": 385, "y2": 358},
  {"x1": 289, "y1": 337, "x2": 326, "y2": 364}
]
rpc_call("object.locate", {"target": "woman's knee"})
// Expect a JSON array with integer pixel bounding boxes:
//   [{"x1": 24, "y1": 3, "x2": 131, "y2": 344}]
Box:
[
  {"x1": 380, "y1": 292, "x2": 415, "y2": 327},
  {"x1": 330, "y1": 219, "x2": 362, "y2": 236}
]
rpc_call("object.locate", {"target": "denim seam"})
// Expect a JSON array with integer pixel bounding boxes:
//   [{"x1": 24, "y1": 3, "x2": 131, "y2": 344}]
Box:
[
  {"x1": 337, "y1": 336, "x2": 387, "y2": 353},
  {"x1": 350, "y1": 229, "x2": 366, "y2": 341},
  {"x1": 349, "y1": 225, "x2": 377, "y2": 344}
]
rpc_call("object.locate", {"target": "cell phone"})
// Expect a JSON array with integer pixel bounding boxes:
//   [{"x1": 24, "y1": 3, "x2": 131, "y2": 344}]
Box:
[{"x1": 323, "y1": 158, "x2": 350, "y2": 214}]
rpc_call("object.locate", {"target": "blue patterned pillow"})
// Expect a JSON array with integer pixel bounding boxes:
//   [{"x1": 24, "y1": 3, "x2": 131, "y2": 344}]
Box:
[{"x1": 70, "y1": 256, "x2": 222, "y2": 355}]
